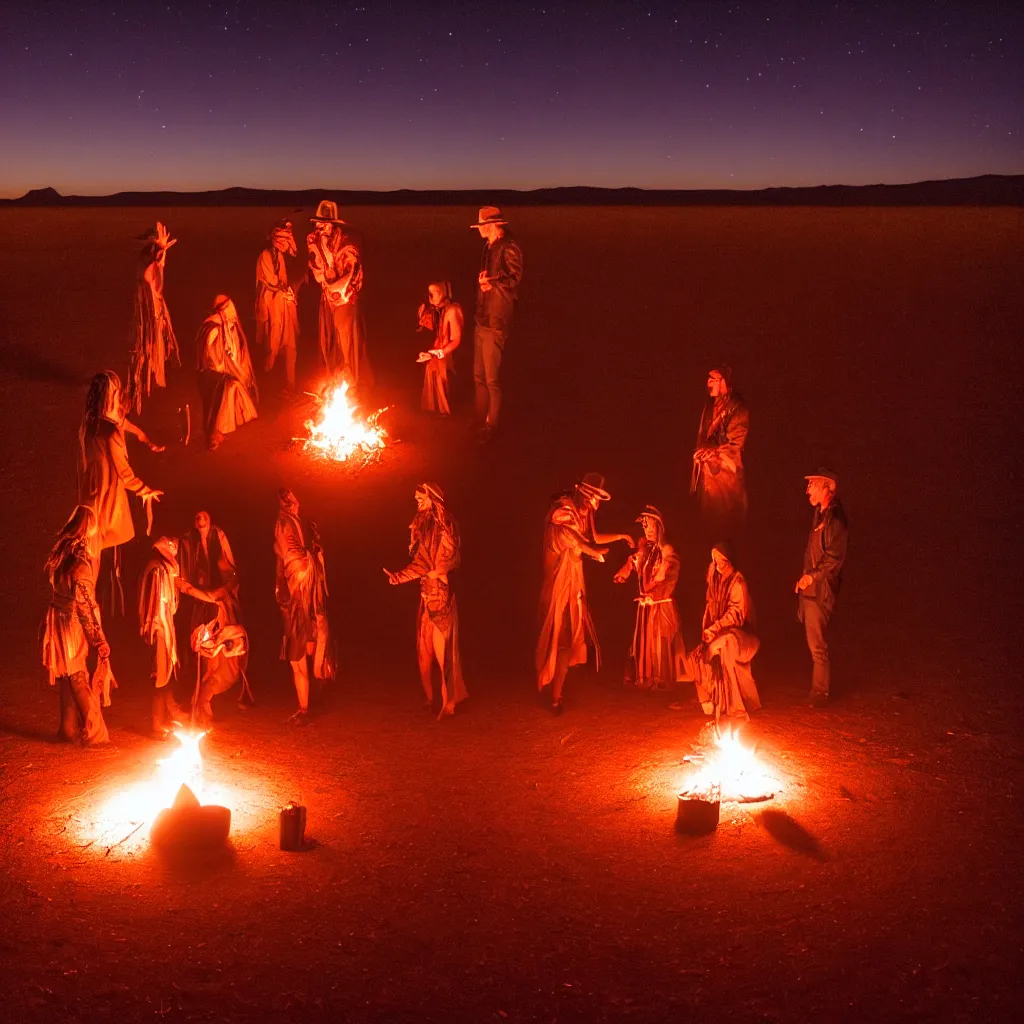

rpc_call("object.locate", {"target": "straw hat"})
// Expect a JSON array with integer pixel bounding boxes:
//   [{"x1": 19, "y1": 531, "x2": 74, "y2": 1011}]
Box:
[{"x1": 310, "y1": 200, "x2": 346, "y2": 225}]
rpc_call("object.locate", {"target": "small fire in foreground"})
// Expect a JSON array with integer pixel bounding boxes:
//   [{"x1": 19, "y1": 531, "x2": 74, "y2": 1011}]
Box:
[
  {"x1": 301, "y1": 380, "x2": 388, "y2": 464},
  {"x1": 680, "y1": 727, "x2": 781, "y2": 804}
]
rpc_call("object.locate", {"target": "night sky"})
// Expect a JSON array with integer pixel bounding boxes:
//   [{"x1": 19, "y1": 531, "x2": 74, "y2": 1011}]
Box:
[{"x1": 1, "y1": 1, "x2": 1020, "y2": 197}]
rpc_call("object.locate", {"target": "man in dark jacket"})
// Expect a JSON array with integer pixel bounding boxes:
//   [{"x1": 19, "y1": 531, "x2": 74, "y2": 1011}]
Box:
[
  {"x1": 470, "y1": 206, "x2": 523, "y2": 442},
  {"x1": 795, "y1": 469, "x2": 849, "y2": 704}
]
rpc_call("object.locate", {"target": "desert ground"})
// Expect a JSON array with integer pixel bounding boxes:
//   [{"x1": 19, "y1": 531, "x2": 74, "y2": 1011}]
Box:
[{"x1": 0, "y1": 204, "x2": 1020, "y2": 1022}]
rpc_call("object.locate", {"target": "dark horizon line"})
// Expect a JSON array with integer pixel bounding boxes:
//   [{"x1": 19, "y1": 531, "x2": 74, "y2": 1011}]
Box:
[{"x1": 3, "y1": 174, "x2": 1022, "y2": 207}]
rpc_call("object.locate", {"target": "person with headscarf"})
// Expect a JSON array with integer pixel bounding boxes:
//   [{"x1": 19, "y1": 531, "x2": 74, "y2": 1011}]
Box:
[
  {"x1": 384, "y1": 482, "x2": 467, "y2": 717},
  {"x1": 139, "y1": 535, "x2": 186, "y2": 737},
  {"x1": 536, "y1": 473, "x2": 634, "y2": 714},
  {"x1": 613, "y1": 505, "x2": 690, "y2": 690},
  {"x1": 127, "y1": 221, "x2": 179, "y2": 414},
  {"x1": 306, "y1": 200, "x2": 372, "y2": 387},
  {"x1": 79, "y1": 371, "x2": 164, "y2": 609},
  {"x1": 41, "y1": 505, "x2": 112, "y2": 745},
  {"x1": 196, "y1": 295, "x2": 259, "y2": 450},
  {"x1": 415, "y1": 281, "x2": 463, "y2": 416},
  {"x1": 274, "y1": 489, "x2": 334, "y2": 725},
  {"x1": 691, "y1": 365, "x2": 750, "y2": 539},
  {"x1": 690, "y1": 543, "x2": 760, "y2": 722},
  {"x1": 256, "y1": 219, "x2": 299, "y2": 391}
]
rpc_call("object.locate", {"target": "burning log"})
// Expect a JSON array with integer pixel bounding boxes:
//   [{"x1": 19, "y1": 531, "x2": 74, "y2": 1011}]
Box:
[{"x1": 299, "y1": 380, "x2": 388, "y2": 464}]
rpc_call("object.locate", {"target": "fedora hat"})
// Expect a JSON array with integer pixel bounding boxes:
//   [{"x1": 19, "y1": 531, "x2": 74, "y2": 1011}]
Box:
[
  {"x1": 576, "y1": 472, "x2": 611, "y2": 503},
  {"x1": 310, "y1": 200, "x2": 346, "y2": 225},
  {"x1": 470, "y1": 205, "x2": 508, "y2": 229},
  {"x1": 804, "y1": 468, "x2": 838, "y2": 485}
]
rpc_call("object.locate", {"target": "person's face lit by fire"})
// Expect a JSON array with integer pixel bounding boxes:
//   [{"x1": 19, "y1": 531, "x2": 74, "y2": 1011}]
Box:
[
  {"x1": 711, "y1": 547, "x2": 733, "y2": 576},
  {"x1": 806, "y1": 477, "x2": 833, "y2": 509},
  {"x1": 427, "y1": 285, "x2": 444, "y2": 307},
  {"x1": 707, "y1": 370, "x2": 729, "y2": 398},
  {"x1": 414, "y1": 489, "x2": 432, "y2": 512},
  {"x1": 641, "y1": 516, "x2": 658, "y2": 542},
  {"x1": 315, "y1": 219, "x2": 333, "y2": 238},
  {"x1": 273, "y1": 234, "x2": 291, "y2": 254},
  {"x1": 194, "y1": 510, "x2": 211, "y2": 540}
]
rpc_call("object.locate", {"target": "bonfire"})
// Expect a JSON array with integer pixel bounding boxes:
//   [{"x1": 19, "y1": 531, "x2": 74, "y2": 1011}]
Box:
[
  {"x1": 680, "y1": 725, "x2": 781, "y2": 804},
  {"x1": 300, "y1": 380, "x2": 388, "y2": 464}
]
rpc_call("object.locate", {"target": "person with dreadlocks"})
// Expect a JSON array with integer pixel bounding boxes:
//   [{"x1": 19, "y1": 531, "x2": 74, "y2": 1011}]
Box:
[
  {"x1": 79, "y1": 371, "x2": 164, "y2": 607},
  {"x1": 256, "y1": 219, "x2": 300, "y2": 391},
  {"x1": 415, "y1": 281, "x2": 463, "y2": 416},
  {"x1": 307, "y1": 200, "x2": 372, "y2": 387},
  {"x1": 384, "y1": 483, "x2": 467, "y2": 717},
  {"x1": 196, "y1": 295, "x2": 259, "y2": 451},
  {"x1": 613, "y1": 505, "x2": 690, "y2": 690},
  {"x1": 689, "y1": 543, "x2": 760, "y2": 722},
  {"x1": 691, "y1": 365, "x2": 750, "y2": 540},
  {"x1": 139, "y1": 535, "x2": 186, "y2": 738},
  {"x1": 536, "y1": 473, "x2": 634, "y2": 715},
  {"x1": 127, "y1": 221, "x2": 179, "y2": 414},
  {"x1": 274, "y1": 489, "x2": 334, "y2": 725},
  {"x1": 41, "y1": 505, "x2": 112, "y2": 745}
]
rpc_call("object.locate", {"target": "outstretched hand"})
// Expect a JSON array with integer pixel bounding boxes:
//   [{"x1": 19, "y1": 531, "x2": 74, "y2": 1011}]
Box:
[
  {"x1": 383, "y1": 568, "x2": 399, "y2": 585},
  {"x1": 620, "y1": 533, "x2": 636, "y2": 549},
  {"x1": 613, "y1": 567, "x2": 630, "y2": 584},
  {"x1": 155, "y1": 222, "x2": 177, "y2": 250}
]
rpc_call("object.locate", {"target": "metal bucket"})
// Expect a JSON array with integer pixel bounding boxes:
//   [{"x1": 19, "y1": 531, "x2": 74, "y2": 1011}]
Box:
[
  {"x1": 279, "y1": 802, "x2": 307, "y2": 851},
  {"x1": 676, "y1": 794, "x2": 720, "y2": 835}
]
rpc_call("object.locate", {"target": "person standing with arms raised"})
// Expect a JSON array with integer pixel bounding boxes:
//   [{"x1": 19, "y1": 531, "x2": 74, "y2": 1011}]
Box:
[{"x1": 470, "y1": 206, "x2": 523, "y2": 443}]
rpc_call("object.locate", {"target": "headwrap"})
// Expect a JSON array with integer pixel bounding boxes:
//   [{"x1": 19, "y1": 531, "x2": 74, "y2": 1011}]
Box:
[
  {"x1": 279, "y1": 488, "x2": 299, "y2": 511},
  {"x1": 709, "y1": 364, "x2": 734, "y2": 386},
  {"x1": 576, "y1": 471, "x2": 611, "y2": 503},
  {"x1": 416, "y1": 481, "x2": 446, "y2": 506},
  {"x1": 634, "y1": 504, "x2": 664, "y2": 526},
  {"x1": 711, "y1": 540, "x2": 735, "y2": 563}
]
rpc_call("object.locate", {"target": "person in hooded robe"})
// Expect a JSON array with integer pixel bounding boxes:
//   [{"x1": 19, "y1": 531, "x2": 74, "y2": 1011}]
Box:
[
  {"x1": 306, "y1": 200, "x2": 373, "y2": 388},
  {"x1": 178, "y1": 510, "x2": 238, "y2": 639},
  {"x1": 691, "y1": 365, "x2": 750, "y2": 540},
  {"x1": 536, "y1": 473, "x2": 634, "y2": 714},
  {"x1": 196, "y1": 295, "x2": 259, "y2": 451},
  {"x1": 78, "y1": 371, "x2": 164, "y2": 609},
  {"x1": 689, "y1": 542, "x2": 761, "y2": 723},
  {"x1": 614, "y1": 505, "x2": 690, "y2": 690},
  {"x1": 256, "y1": 219, "x2": 299, "y2": 391},
  {"x1": 384, "y1": 482, "x2": 467, "y2": 717},
  {"x1": 274, "y1": 489, "x2": 334, "y2": 725},
  {"x1": 41, "y1": 505, "x2": 112, "y2": 745},
  {"x1": 415, "y1": 281, "x2": 463, "y2": 416},
  {"x1": 127, "y1": 221, "x2": 179, "y2": 414},
  {"x1": 139, "y1": 535, "x2": 186, "y2": 737}
]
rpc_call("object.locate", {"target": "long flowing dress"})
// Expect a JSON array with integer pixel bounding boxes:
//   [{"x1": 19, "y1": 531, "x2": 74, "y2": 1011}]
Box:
[
  {"x1": 196, "y1": 312, "x2": 259, "y2": 441},
  {"x1": 274, "y1": 510, "x2": 334, "y2": 678},
  {"x1": 421, "y1": 302, "x2": 463, "y2": 415},
  {"x1": 78, "y1": 418, "x2": 146, "y2": 551},
  {"x1": 390, "y1": 507, "x2": 467, "y2": 708},
  {"x1": 691, "y1": 393, "x2": 750, "y2": 538},
  {"x1": 622, "y1": 539, "x2": 689, "y2": 688},
  {"x1": 128, "y1": 246, "x2": 178, "y2": 414},
  {"x1": 692, "y1": 565, "x2": 760, "y2": 719},
  {"x1": 41, "y1": 547, "x2": 110, "y2": 744},
  {"x1": 536, "y1": 496, "x2": 600, "y2": 689}
]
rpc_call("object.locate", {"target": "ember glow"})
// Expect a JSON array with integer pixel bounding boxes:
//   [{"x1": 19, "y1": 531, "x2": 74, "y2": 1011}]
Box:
[
  {"x1": 301, "y1": 381, "x2": 388, "y2": 464},
  {"x1": 680, "y1": 727, "x2": 781, "y2": 804}
]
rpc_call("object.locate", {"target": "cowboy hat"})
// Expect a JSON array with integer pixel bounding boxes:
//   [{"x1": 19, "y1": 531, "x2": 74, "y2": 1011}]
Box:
[
  {"x1": 576, "y1": 472, "x2": 611, "y2": 502},
  {"x1": 310, "y1": 200, "x2": 346, "y2": 225},
  {"x1": 804, "y1": 468, "x2": 838, "y2": 485},
  {"x1": 470, "y1": 205, "x2": 508, "y2": 229}
]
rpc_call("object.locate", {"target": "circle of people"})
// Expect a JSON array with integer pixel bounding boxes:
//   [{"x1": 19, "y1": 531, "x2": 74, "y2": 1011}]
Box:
[{"x1": 41, "y1": 202, "x2": 849, "y2": 744}]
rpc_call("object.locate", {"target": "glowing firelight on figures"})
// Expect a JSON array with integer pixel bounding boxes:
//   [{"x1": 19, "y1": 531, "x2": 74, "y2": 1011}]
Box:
[
  {"x1": 680, "y1": 725, "x2": 781, "y2": 804},
  {"x1": 300, "y1": 380, "x2": 388, "y2": 464}
]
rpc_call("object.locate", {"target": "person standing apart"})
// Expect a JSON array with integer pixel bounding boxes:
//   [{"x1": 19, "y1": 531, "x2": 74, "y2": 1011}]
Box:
[
  {"x1": 307, "y1": 200, "x2": 372, "y2": 388},
  {"x1": 470, "y1": 206, "x2": 522, "y2": 443},
  {"x1": 41, "y1": 506, "x2": 112, "y2": 746},
  {"x1": 691, "y1": 365, "x2": 749, "y2": 540},
  {"x1": 416, "y1": 281, "x2": 463, "y2": 416},
  {"x1": 256, "y1": 220, "x2": 299, "y2": 391},
  {"x1": 795, "y1": 470, "x2": 849, "y2": 706},
  {"x1": 384, "y1": 482, "x2": 467, "y2": 718},
  {"x1": 274, "y1": 489, "x2": 335, "y2": 725}
]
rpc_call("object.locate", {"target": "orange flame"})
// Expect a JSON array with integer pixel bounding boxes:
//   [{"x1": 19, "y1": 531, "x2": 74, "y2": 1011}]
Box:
[
  {"x1": 680, "y1": 726, "x2": 780, "y2": 803},
  {"x1": 302, "y1": 381, "x2": 388, "y2": 463}
]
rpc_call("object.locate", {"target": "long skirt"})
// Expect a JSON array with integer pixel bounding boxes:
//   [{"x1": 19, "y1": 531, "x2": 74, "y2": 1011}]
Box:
[
  {"x1": 417, "y1": 590, "x2": 467, "y2": 706},
  {"x1": 421, "y1": 357, "x2": 454, "y2": 415},
  {"x1": 201, "y1": 373, "x2": 258, "y2": 438},
  {"x1": 693, "y1": 628, "x2": 760, "y2": 719},
  {"x1": 627, "y1": 599, "x2": 689, "y2": 688}
]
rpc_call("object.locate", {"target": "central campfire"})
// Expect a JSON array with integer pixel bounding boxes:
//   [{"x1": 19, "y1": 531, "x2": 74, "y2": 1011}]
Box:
[
  {"x1": 680, "y1": 726, "x2": 781, "y2": 804},
  {"x1": 300, "y1": 380, "x2": 388, "y2": 464}
]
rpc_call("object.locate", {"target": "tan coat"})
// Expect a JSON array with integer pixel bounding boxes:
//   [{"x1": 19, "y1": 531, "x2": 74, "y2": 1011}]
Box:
[{"x1": 78, "y1": 420, "x2": 145, "y2": 550}]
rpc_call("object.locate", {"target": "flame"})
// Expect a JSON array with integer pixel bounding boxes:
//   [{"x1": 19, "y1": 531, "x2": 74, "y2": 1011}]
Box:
[
  {"x1": 680, "y1": 726, "x2": 780, "y2": 804},
  {"x1": 301, "y1": 381, "x2": 388, "y2": 463}
]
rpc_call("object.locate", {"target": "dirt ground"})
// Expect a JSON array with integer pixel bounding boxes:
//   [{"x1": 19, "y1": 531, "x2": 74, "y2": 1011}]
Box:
[{"x1": 0, "y1": 205, "x2": 1020, "y2": 1023}]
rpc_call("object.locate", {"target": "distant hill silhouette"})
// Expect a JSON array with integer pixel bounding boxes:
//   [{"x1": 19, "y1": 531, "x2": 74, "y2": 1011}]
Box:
[{"x1": 3, "y1": 175, "x2": 1022, "y2": 207}]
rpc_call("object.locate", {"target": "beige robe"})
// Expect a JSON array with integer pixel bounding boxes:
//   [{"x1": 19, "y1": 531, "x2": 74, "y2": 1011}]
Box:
[
  {"x1": 255, "y1": 247, "x2": 298, "y2": 359},
  {"x1": 196, "y1": 315, "x2": 259, "y2": 438},
  {"x1": 78, "y1": 419, "x2": 145, "y2": 550}
]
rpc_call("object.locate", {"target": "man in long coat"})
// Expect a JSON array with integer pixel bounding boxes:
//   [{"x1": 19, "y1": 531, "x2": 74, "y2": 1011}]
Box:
[
  {"x1": 795, "y1": 469, "x2": 850, "y2": 704},
  {"x1": 691, "y1": 365, "x2": 749, "y2": 539},
  {"x1": 307, "y1": 200, "x2": 372, "y2": 387},
  {"x1": 384, "y1": 482, "x2": 467, "y2": 718},
  {"x1": 614, "y1": 505, "x2": 690, "y2": 689},
  {"x1": 139, "y1": 535, "x2": 185, "y2": 737},
  {"x1": 274, "y1": 489, "x2": 334, "y2": 724},
  {"x1": 256, "y1": 220, "x2": 299, "y2": 390}
]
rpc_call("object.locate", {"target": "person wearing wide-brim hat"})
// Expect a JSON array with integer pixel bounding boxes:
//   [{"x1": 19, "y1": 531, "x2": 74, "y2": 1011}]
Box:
[
  {"x1": 795, "y1": 469, "x2": 849, "y2": 705},
  {"x1": 613, "y1": 505, "x2": 691, "y2": 690},
  {"x1": 536, "y1": 473, "x2": 634, "y2": 714},
  {"x1": 470, "y1": 205, "x2": 523, "y2": 443},
  {"x1": 306, "y1": 200, "x2": 373, "y2": 388}
]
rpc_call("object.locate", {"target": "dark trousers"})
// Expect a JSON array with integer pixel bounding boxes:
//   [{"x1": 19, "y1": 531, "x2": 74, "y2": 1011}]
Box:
[
  {"x1": 473, "y1": 324, "x2": 507, "y2": 427},
  {"x1": 798, "y1": 596, "x2": 831, "y2": 696}
]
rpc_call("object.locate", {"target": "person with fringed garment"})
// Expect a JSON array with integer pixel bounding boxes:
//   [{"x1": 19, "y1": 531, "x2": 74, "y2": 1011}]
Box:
[
  {"x1": 139, "y1": 535, "x2": 186, "y2": 738},
  {"x1": 384, "y1": 482, "x2": 467, "y2": 718},
  {"x1": 256, "y1": 219, "x2": 300, "y2": 391}
]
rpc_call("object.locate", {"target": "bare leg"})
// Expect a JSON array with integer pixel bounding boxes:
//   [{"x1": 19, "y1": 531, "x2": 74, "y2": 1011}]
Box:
[
  {"x1": 290, "y1": 657, "x2": 310, "y2": 712},
  {"x1": 433, "y1": 626, "x2": 453, "y2": 717}
]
